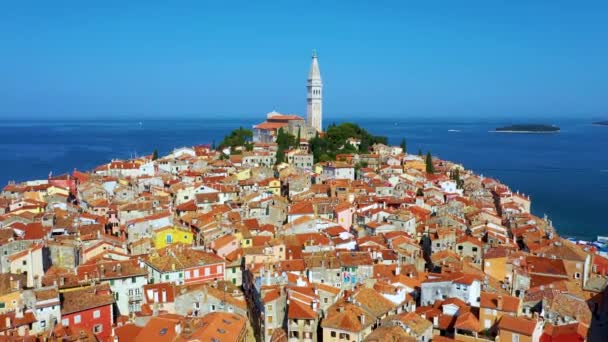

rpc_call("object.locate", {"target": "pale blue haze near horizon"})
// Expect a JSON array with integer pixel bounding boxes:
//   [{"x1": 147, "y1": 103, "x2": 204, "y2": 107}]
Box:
[{"x1": 1, "y1": 1, "x2": 607, "y2": 119}]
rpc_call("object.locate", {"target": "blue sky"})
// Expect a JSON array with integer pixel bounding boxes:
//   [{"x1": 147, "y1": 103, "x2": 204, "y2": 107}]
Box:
[{"x1": 1, "y1": 1, "x2": 607, "y2": 119}]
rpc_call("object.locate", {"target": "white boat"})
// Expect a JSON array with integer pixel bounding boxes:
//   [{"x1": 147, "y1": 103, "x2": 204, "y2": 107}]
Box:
[{"x1": 448, "y1": 129, "x2": 461, "y2": 132}]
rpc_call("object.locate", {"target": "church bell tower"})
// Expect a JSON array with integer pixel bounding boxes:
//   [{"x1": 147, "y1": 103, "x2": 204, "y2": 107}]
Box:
[{"x1": 307, "y1": 50, "x2": 323, "y2": 132}]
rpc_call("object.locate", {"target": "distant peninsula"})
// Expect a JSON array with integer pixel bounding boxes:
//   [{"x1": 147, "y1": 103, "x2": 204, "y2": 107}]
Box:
[
  {"x1": 593, "y1": 120, "x2": 608, "y2": 126},
  {"x1": 495, "y1": 124, "x2": 560, "y2": 133}
]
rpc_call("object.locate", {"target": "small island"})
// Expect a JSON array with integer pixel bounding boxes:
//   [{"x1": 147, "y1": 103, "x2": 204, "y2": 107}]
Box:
[
  {"x1": 495, "y1": 124, "x2": 560, "y2": 133},
  {"x1": 593, "y1": 120, "x2": 608, "y2": 126}
]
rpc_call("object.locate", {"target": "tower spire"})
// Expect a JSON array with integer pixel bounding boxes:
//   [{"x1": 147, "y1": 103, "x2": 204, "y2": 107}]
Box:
[{"x1": 307, "y1": 50, "x2": 323, "y2": 132}]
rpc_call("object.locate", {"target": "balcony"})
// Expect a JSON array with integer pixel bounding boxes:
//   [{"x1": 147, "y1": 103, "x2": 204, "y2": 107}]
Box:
[
  {"x1": 302, "y1": 324, "x2": 314, "y2": 333},
  {"x1": 128, "y1": 293, "x2": 143, "y2": 302}
]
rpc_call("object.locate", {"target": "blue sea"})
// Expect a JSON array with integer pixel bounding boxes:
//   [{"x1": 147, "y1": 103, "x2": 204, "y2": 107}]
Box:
[{"x1": 0, "y1": 116, "x2": 606, "y2": 240}]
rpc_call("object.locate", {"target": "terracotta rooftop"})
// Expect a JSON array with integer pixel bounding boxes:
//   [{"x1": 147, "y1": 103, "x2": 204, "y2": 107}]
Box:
[
  {"x1": 321, "y1": 300, "x2": 374, "y2": 332},
  {"x1": 145, "y1": 246, "x2": 225, "y2": 272},
  {"x1": 61, "y1": 284, "x2": 115, "y2": 315},
  {"x1": 480, "y1": 292, "x2": 520, "y2": 313},
  {"x1": 498, "y1": 315, "x2": 538, "y2": 336}
]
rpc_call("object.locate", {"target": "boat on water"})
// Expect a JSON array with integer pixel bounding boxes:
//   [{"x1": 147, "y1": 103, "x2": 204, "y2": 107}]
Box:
[{"x1": 447, "y1": 129, "x2": 461, "y2": 132}]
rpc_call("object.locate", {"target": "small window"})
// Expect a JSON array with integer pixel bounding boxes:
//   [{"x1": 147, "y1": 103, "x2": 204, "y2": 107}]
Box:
[
  {"x1": 62, "y1": 318, "x2": 69, "y2": 326},
  {"x1": 93, "y1": 310, "x2": 100, "y2": 319},
  {"x1": 331, "y1": 331, "x2": 336, "y2": 337},
  {"x1": 93, "y1": 324, "x2": 103, "y2": 334},
  {"x1": 74, "y1": 315, "x2": 81, "y2": 324}
]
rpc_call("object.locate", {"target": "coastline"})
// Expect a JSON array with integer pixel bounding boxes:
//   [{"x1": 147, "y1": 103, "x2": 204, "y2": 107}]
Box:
[{"x1": 490, "y1": 130, "x2": 560, "y2": 134}]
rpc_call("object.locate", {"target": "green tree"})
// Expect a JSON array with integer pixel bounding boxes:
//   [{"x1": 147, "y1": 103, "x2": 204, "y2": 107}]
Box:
[
  {"x1": 425, "y1": 152, "x2": 435, "y2": 174},
  {"x1": 219, "y1": 126, "x2": 253, "y2": 149},
  {"x1": 307, "y1": 122, "x2": 387, "y2": 162},
  {"x1": 275, "y1": 148, "x2": 285, "y2": 165},
  {"x1": 400, "y1": 138, "x2": 407, "y2": 153},
  {"x1": 276, "y1": 128, "x2": 296, "y2": 150},
  {"x1": 296, "y1": 127, "x2": 301, "y2": 148},
  {"x1": 152, "y1": 149, "x2": 159, "y2": 160},
  {"x1": 452, "y1": 168, "x2": 464, "y2": 189},
  {"x1": 418, "y1": 148, "x2": 423, "y2": 157}
]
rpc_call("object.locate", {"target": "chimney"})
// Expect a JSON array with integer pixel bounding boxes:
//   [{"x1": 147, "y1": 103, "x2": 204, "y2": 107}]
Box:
[
  {"x1": 312, "y1": 301, "x2": 319, "y2": 312},
  {"x1": 338, "y1": 305, "x2": 344, "y2": 313},
  {"x1": 359, "y1": 314, "x2": 365, "y2": 325},
  {"x1": 5, "y1": 317, "x2": 10, "y2": 329},
  {"x1": 162, "y1": 289, "x2": 167, "y2": 303},
  {"x1": 117, "y1": 264, "x2": 122, "y2": 274},
  {"x1": 497, "y1": 295, "x2": 503, "y2": 311},
  {"x1": 433, "y1": 316, "x2": 439, "y2": 327},
  {"x1": 15, "y1": 303, "x2": 23, "y2": 319}
]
